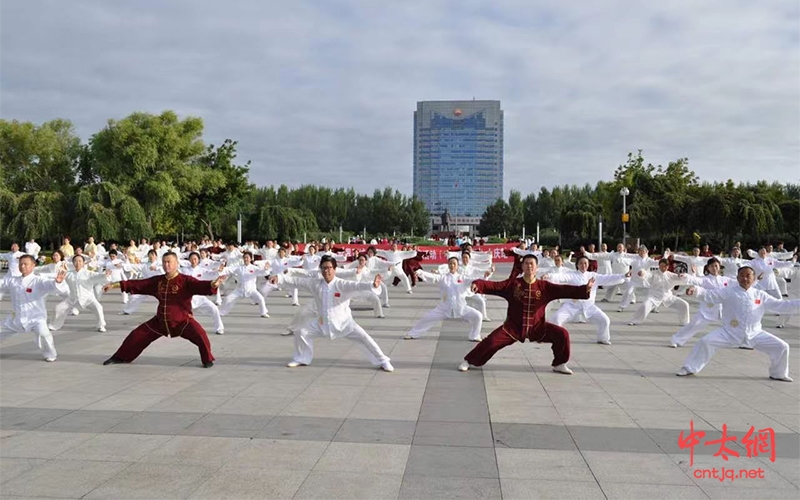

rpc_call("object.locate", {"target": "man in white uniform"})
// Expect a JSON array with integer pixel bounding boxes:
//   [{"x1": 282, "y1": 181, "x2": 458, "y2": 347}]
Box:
[
  {"x1": 271, "y1": 255, "x2": 393, "y2": 371},
  {"x1": 0, "y1": 255, "x2": 68, "y2": 361},
  {"x1": 49, "y1": 255, "x2": 112, "y2": 332},
  {"x1": 678, "y1": 265, "x2": 799, "y2": 381},
  {"x1": 219, "y1": 251, "x2": 270, "y2": 318}
]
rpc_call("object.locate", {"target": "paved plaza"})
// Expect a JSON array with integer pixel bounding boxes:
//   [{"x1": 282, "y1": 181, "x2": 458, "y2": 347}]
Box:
[{"x1": 0, "y1": 264, "x2": 798, "y2": 499}]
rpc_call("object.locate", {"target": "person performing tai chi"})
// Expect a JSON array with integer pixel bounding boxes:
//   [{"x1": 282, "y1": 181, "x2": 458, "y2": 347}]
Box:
[
  {"x1": 458, "y1": 254, "x2": 592, "y2": 374},
  {"x1": 101, "y1": 252, "x2": 226, "y2": 368},
  {"x1": 405, "y1": 256, "x2": 489, "y2": 342},
  {"x1": 179, "y1": 252, "x2": 225, "y2": 335},
  {"x1": 374, "y1": 244, "x2": 417, "y2": 294},
  {"x1": 544, "y1": 256, "x2": 628, "y2": 345},
  {"x1": 626, "y1": 258, "x2": 689, "y2": 326},
  {"x1": 0, "y1": 255, "x2": 68, "y2": 361},
  {"x1": 119, "y1": 250, "x2": 164, "y2": 315},
  {"x1": 270, "y1": 255, "x2": 393, "y2": 371},
  {"x1": 669, "y1": 258, "x2": 735, "y2": 347},
  {"x1": 677, "y1": 265, "x2": 799, "y2": 381},
  {"x1": 49, "y1": 255, "x2": 112, "y2": 333},
  {"x1": 218, "y1": 251, "x2": 270, "y2": 318}
]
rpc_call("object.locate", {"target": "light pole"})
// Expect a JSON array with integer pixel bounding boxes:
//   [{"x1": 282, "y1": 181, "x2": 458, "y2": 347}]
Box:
[{"x1": 620, "y1": 187, "x2": 630, "y2": 248}]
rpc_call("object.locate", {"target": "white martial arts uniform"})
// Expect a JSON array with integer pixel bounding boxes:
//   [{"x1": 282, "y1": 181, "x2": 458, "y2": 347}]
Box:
[
  {"x1": 278, "y1": 274, "x2": 390, "y2": 367},
  {"x1": 585, "y1": 251, "x2": 631, "y2": 301},
  {"x1": 670, "y1": 274, "x2": 735, "y2": 346},
  {"x1": 25, "y1": 242, "x2": 41, "y2": 260},
  {"x1": 0, "y1": 251, "x2": 24, "y2": 277},
  {"x1": 750, "y1": 256, "x2": 783, "y2": 299},
  {"x1": 261, "y1": 255, "x2": 303, "y2": 305},
  {"x1": 628, "y1": 269, "x2": 689, "y2": 326},
  {"x1": 50, "y1": 268, "x2": 111, "y2": 331},
  {"x1": 619, "y1": 254, "x2": 662, "y2": 310},
  {"x1": 406, "y1": 270, "x2": 482, "y2": 341},
  {"x1": 672, "y1": 254, "x2": 711, "y2": 277},
  {"x1": 0, "y1": 273, "x2": 68, "y2": 360},
  {"x1": 718, "y1": 256, "x2": 750, "y2": 278},
  {"x1": 104, "y1": 258, "x2": 129, "y2": 303},
  {"x1": 179, "y1": 265, "x2": 225, "y2": 334},
  {"x1": 374, "y1": 249, "x2": 417, "y2": 293},
  {"x1": 332, "y1": 267, "x2": 386, "y2": 317},
  {"x1": 546, "y1": 271, "x2": 626, "y2": 344},
  {"x1": 681, "y1": 286, "x2": 800, "y2": 379},
  {"x1": 219, "y1": 263, "x2": 270, "y2": 316}
]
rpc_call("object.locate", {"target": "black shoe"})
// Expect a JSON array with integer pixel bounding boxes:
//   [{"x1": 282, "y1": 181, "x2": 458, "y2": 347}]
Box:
[
  {"x1": 103, "y1": 356, "x2": 124, "y2": 365},
  {"x1": 203, "y1": 361, "x2": 214, "y2": 368},
  {"x1": 738, "y1": 346, "x2": 754, "y2": 350}
]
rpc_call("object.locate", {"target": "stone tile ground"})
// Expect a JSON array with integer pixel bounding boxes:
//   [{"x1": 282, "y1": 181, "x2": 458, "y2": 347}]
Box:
[{"x1": 1, "y1": 264, "x2": 798, "y2": 498}]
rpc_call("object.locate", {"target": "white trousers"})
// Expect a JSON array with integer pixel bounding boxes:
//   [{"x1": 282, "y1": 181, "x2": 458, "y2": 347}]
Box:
[
  {"x1": 671, "y1": 315, "x2": 715, "y2": 346},
  {"x1": 407, "y1": 303, "x2": 483, "y2": 341},
  {"x1": 552, "y1": 303, "x2": 610, "y2": 343},
  {"x1": 602, "y1": 282, "x2": 625, "y2": 301},
  {"x1": 630, "y1": 296, "x2": 689, "y2": 326},
  {"x1": 51, "y1": 298, "x2": 105, "y2": 330},
  {"x1": 352, "y1": 291, "x2": 383, "y2": 317},
  {"x1": 3, "y1": 318, "x2": 57, "y2": 360},
  {"x1": 122, "y1": 294, "x2": 158, "y2": 314},
  {"x1": 682, "y1": 328, "x2": 789, "y2": 379},
  {"x1": 288, "y1": 303, "x2": 316, "y2": 332},
  {"x1": 293, "y1": 322, "x2": 389, "y2": 366},
  {"x1": 619, "y1": 281, "x2": 640, "y2": 309},
  {"x1": 467, "y1": 294, "x2": 488, "y2": 319},
  {"x1": 220, "y1": 288, "x2": 267, "y2": 316},
  {"x1": 192, "y1": 296, "x2": 224, "y2": 332},
  {"x1": 387, "y1": 265, "x2": 412, "y2": 292}
]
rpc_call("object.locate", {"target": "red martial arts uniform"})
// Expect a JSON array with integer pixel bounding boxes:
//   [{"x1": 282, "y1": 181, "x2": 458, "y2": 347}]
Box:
[
  {"x1": 465, "y1": 274, "x2": 590, "y2": 367},
  {"x1": 111, "y1": 273, "x2": 219, "y2": 364}
]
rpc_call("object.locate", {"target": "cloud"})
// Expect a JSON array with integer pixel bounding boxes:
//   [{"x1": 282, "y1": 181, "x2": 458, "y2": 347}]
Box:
[{"x1": 1, "y1": 0, "x2": 798, "y2": 199}]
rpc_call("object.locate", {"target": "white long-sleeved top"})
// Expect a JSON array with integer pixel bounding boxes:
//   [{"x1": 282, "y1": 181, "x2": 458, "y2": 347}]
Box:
[
  {"x1": 65, "y1": 269, "x2": 111, "y2": 307},
  {"x1": 269, "y1": 256, "x2": 303, "y2": 275},
  {"x1": 104, "y1": 258, "x2": 128, "y2": 282},
  {"x1": 416, "y1": 270, "x2": 475, "y2": 317},
  {"x1": 694, "y1": 286, "x2": 800, "y2": 340},
  {"x1": 0, "y1": 274, "x2": 68, "y2": 329},
  {"x1": 545, "y1": 271, "x2": 626, "y2": 312},
  {"x1": 750, "y1": 256, "x2": 781, "y2": 291},
  {"x1": 279, "y1": 275, "x2": 380, "y2": 338},
  {"x1": 128, "y1": 262, "x2": 164, "y2": 280},
  {"x1": 34, "y1": 261, "x2": 72, "y2": 277},
  {"x1": 375, "y1": 250, "x2": 417, "y2": 266},
  {"x1": 447, "y1": 250, "x2": 492, "y2": 265},
  {"x1": 639, "y1": 270, "x2": 683, "y2": 305},
  {"x1": 220, "y1": 264, "x2": 269, "y2": 293},
  {"x1": 747, "y1": 249, "x2": 796, "y2": 260},
  {"x1": 682, "y1": 274, "x2": 735, "y2": 321},
  {"x1": 717, "y1": 256, "x2": 750, "y2": 277},
  {"x1": 180, "y1": 265, "x2": 217, "y2": 281},
  {"x1": 25, "y1": 242, "x2": 41, "y2": 259},
  {"x1": 0, "y1": 251, "x2": 25, "y2": 277},
  {"x1": 671, "y1": 254, "x2": 711, "y2": 277}
]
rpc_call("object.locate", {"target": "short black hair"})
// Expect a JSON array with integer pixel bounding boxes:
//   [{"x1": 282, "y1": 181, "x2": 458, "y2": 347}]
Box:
[
  {"x1": 72, "y1": 254, "x2": 85, "y2": 264},
  {"x1": 189, "y1": 251, "x2": 200, "y2": 260},
  {"x1": 108, "y1": 249, "x2": 118, "y2": 256},
  {"x1": 521, "y1": 254, "x2": 539, "y2": 265},
  {"x1": 162, "y1": 251, "x2": 178, "y2": 261},
  {"x1": 659, "y1": 258, "x2": 669, "y2": 266},
  {"x1": 19, "y1": 254, "x2": 36, "y2": 265},
  {"x1": 319, "y1": 254, "x2": 338, "y2": 269},
  {"x1": 448, "y1": 256, "x2": 459, "y2": 264}
]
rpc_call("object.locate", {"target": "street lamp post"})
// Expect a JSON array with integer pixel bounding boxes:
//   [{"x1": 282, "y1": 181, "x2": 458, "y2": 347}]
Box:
[{"x1": 620, "y1": 187, "x2": 630, "y2": 248}]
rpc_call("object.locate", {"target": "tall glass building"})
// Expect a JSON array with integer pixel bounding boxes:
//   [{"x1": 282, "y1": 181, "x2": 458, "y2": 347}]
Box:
[{"x1": 413, "y1": 100, "x2": 503, "y2": 218}]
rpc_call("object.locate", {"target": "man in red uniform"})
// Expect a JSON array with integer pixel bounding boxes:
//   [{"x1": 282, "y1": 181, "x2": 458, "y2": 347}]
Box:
[
  {"x1": 102, "y1": 252, "x2": 226, "y2": 368},
  {"x1": 459, "y1": 254, "x2": 593, "y2": 374}
]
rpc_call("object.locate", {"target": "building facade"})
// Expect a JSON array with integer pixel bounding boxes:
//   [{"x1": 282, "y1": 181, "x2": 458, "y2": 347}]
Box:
[{"x1": 413, "y1": 100, "x2": 504, "y2": 227}]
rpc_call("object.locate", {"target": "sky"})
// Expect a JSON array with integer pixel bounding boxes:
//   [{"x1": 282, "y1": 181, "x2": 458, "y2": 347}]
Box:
[{"x1": 1, "y1": 0, "x2": 798, "y2": 197}]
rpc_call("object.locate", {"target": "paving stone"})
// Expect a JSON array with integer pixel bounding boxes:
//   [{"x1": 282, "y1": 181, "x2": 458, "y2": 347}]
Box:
[
  {"x1": 333, "y1": 418, "x2": 417, "y2": 444},
  {"x1": 258, "y1": 415, "x2": 343, "y2": 441},
  {"x1": 398, "y1": 476, "x2": 502, "y2": 499},
  {"x1": 403, "y1": 445, "x2": 498, "y2": 478},
  {"x1": 413, "y1": 421, "x2": 494, "y2": 447},
  {"x1": 1, "y1": 459, "x2": 131, "y2": 498}
]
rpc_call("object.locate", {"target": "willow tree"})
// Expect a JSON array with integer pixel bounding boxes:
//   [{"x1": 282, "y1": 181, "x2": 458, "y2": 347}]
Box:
[{"x1": 71, "y1": 182, "x2": 151, "y2": 242}]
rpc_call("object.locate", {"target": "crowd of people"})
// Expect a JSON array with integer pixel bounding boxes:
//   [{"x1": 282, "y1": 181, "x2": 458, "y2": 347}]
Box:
[{"x1": 0, "y1": 235, "x2": 798, "y2": 382}]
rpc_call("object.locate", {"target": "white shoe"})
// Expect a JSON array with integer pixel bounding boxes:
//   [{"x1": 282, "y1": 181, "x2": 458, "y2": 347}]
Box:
[
  {"x1": 676, "y1": 367, "x2": 694, "y2": 376},
  {"x1": 552, "y1": 363, "x2": 573, "y2": 375},
  {"x1": 776, "y1": 325, "x2": 785, "y2": 329},
  {"x1": 458, "y1": 361, "x2": 470, "y2": 372},
  {"x1": 98, "y1": 327, "x2": 106, "y2": 333},
  {"x1": 377, "y1": 314, "x2": 385, "y2": 318},
  {"x1": 285, "y1": 294, "x2": 292, "y2": 298},
  {"x1": 617, "y1": 308, "x2": 625, "y2": 313},
  {"x1": 407, "y1": 290, "x2": 413, "y2": 294},
  {"x1": 668, "y1": 343, "x2": 678, "y2": 348},
  {"x1": 597, "y1": 340, "x2": 611, "y2": 345},
  {"x1": 287, "y1": 361, "x2": 305, "y2": 368},
  {"x1": 403, "y1": 334, "x2": 415, "y2": 340},
  {"x1": 44, "y1": 357, "x2": 56, "y2": 362},
  {"x1": 482, "y1": 317, "x2": 492, "y2": 322},
  {"x1": 47, "y1": 324, "x2": 57, "y2": 331},
  {"x1": 380, "y1": 361, "x2": 394, "y2": 372},
  {"x1": 215, "y1": 330, "x2": 224, "y2": 335},
  {"x1": 215, "y1": 300, "x2": 222, "y2": 306},
  {"x1": 469, "y1": 337, "x2": 482, "y2": 342},
  {"x1": 118, "y1": 311, "x2": 129, "y2": 315},
  {"x1": 261, "y1": 313, "x2": 270, "y2": 318},
  {"x1": 281, "y1": 330, "x2": 294, "y2": 336},
  {"x1": 71, "y1": 308, "x2": 80, "y2": 316},
  {"x1": 291, "y1": 303, "x2": 300, "y2": 307},
  {"x1": 770, "y1": 375, "x2": 793, "y2": 382},
  {"x1": 383, "y1": 304, "x2": 390, "y2": 308}
]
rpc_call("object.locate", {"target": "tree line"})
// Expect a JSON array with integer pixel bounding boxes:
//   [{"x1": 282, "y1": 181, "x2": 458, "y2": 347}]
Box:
[
  {"x1": 0, "y1": 112, "x2": 428, "y2": 248},
  {"x1": 478, "y1": 151, "x2": 800, "y2": 251}
]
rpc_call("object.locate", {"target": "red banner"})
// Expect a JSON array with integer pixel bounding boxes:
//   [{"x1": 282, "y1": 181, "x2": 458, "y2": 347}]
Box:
[{"x1": 300, "y1": 243, "x2": 519, "y2": 264}]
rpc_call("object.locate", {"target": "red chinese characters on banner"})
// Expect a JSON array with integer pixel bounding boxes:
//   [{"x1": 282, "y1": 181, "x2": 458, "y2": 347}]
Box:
[{"x1": 678, "y1": 422, "x2": 777, "y2": 466}]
